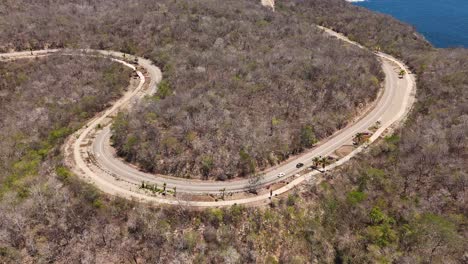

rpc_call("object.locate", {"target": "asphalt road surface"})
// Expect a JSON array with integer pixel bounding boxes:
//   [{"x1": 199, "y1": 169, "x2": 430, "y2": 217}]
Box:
[
  {"x1": 89, "y1": 27, "x2": 415, "y2": 195},
  {"x1": 91, "y1": 50, "x2": 411, "y2": 193},
  {"x1": 0, "y1": 27, "x2": 416, "y2": 207}
]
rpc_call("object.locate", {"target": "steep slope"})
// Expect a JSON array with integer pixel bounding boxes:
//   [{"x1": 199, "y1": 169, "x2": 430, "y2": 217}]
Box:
[
  {"x1": 0, "y1": 0, "x2": 383, "y2": 180},
  {"x1": 0, "y1": 0, "x2": 465, "y2": 263}
]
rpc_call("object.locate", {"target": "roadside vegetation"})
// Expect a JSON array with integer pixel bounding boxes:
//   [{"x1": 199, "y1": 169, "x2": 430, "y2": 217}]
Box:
[
  {"x1": 0, "y1": 0, "x2": 466, "y2": 263},
  {"x1": 0, "y1": 55, "x2": 131, "y2": 196},
  {"x1": 303, "y1": 48, "x2": 468, "y2": 263},
  {"x1": 1, "y1": 0, "x2": 383, "y2": 180}
]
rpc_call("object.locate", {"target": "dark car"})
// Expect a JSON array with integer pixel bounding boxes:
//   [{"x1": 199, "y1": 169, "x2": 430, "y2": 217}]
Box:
[{"x1": 296, "y1": 163, "x2": 304, "y2": 168}]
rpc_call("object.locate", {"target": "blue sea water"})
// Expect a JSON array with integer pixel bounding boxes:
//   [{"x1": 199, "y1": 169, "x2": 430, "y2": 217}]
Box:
[{"x1": 350, "y1": 0, "x2": 468, "y2": 48}]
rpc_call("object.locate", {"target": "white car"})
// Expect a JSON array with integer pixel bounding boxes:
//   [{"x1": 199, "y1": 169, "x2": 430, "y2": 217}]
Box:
[{"x1": 277, "y1": 172, "x2": 285, "y2": 178}]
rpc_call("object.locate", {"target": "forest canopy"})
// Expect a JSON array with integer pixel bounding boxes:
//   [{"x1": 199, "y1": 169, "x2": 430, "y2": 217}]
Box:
[
  {"x1": 0, "y1": 0, "x2": 385, "y2": 180},
  {"x1": 0, "y1": 0, "x2": 466, "y2": 263},
  {"x1": 0, "y1": 54, "x2": 131, "y2": 194}
]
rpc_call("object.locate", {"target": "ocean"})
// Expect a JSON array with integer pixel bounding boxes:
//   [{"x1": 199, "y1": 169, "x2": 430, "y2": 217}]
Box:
[{"x1": 349, "y1": 0, "x2": 468, "y2": 48}]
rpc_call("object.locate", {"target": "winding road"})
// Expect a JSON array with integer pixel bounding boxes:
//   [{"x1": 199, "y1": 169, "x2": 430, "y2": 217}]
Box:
[{"x1": 0, "y1": 27, "x2": 416, "y2": 207}]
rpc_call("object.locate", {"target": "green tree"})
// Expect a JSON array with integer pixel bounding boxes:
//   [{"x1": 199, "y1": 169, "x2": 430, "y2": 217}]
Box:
[
  {"x1": 366, "y1": 207, "x2": 397, "y2": 247},
  {"x1": 239, "y1": 149, "x2": 255, "y2": 176},
  {"x1": 300, "y1": 125, "x2": 317, "y2": 148},
  {"x1": 155, "y1": 80, "x2": 172, "y2": 99},
  {"x1": 312, "y1": 157, "x2": 321, "y2": 168},
  {"x1": 201, "y1": 155, "x2": 214, "y2": 179},
  {"x1": 346, "y1": 190, "x2": 367, "y2": 205},
  {"x1": 406, "y1": 214, "x2": 462, "y2": 262}
]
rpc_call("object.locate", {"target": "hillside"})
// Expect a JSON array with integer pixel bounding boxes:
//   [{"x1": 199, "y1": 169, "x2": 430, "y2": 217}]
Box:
[
  {"x1": 110, "y1": 28, "x2": 382, "y2": 179},
  {"x1": 0, "y1": 0, "x2": 466, "y2": 263},
  {"x1": 0, "y1": 54, "x2": 132, "y2": 196},
  {"x1": 0, "y1": 0, "x2": 383, "y2": 180}
]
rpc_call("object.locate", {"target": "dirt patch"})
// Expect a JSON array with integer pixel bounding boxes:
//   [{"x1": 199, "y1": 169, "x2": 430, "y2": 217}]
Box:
[{"x1": 334, "y1": 145, "x2": 355, "y2": 158}]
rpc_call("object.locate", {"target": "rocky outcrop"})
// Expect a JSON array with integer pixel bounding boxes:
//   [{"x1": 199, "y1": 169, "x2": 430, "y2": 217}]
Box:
[{"x1": 261, "y1": 0, "x2": 275, "y2": 10}]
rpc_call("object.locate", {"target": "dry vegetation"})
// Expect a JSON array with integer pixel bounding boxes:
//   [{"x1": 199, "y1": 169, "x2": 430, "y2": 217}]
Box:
[
  {"x1": 0, "y1": 0, "x2": 466, "y2": 263},
  {"x1": 0, "y1": 54, "x2": 131, "y2": 195},
  {"x1": 0, "y1": 0, "x2": 385, "y2": 180},
  {"x1": 112, "y1": 40, "x2": 380, "y2": 179},
  {"x1": 302, "y1": 47, "x2": 468, "y2": 263}
]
